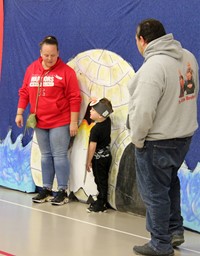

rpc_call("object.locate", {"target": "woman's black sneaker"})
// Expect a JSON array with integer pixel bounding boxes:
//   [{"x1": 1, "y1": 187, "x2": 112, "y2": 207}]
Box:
[
  {"x1": 32, "y1": 188, "x2": 53, "y2": 203},
  {"x1": 51, "y1": 189, "x2": 69, "y2": 206}
]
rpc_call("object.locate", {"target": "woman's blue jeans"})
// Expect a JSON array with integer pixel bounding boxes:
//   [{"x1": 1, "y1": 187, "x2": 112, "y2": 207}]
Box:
[
  {"x1": 35, "y1": 125, "x2": 70, "y2": 190},
  {"x1": 135, "y1": 137, "x2": 192, "y2": 252}
]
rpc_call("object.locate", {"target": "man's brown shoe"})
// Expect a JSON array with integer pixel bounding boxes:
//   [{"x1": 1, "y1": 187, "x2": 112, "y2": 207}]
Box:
[
  {"x1": 171, "y1": 234, "x2": 184, "y2": 247},
  {"x1": 133, "y1": 243, "x2": 174, "y2": 256}
]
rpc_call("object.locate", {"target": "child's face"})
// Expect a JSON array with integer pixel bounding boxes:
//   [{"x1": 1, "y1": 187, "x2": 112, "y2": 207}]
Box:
[{"x1": 90, "y1": 107, "x2": 101, "y2": 121}]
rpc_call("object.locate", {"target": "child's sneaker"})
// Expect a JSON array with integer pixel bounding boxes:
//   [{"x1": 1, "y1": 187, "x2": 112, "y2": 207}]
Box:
[
  {"x1": 87, "y1": 200, "x2": 107, "y2": 213},
  {"x1": 32, "y1": 188, "x2": 53, "y2": 203},
  {"x1": 51, "y1": 189, "x2": 69, "y2": 206}
]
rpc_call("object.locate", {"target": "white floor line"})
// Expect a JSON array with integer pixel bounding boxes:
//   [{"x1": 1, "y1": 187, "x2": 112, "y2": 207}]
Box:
[
  {"x1": 1, "y1": 198, "x2": 200, "y2": 255},
  {"x1": 0, "y1": 198, "x2": 149, "y2": 239}
]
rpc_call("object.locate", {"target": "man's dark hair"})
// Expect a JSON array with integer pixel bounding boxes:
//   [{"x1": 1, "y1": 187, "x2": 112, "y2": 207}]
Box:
[{"x1": 136, "y1": 19, "x2": 166, "y2": 43}]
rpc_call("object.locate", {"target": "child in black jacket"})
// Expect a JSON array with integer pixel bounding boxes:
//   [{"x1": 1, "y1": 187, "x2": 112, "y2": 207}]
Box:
[{"x1": 86, "y1": 98, "x2": 113, "y2": 212}]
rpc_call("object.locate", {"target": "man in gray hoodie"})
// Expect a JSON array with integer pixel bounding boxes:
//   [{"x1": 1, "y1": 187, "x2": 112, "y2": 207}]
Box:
[{"x1": 127, "y1": 19, "x2": 199, "y2": 256}]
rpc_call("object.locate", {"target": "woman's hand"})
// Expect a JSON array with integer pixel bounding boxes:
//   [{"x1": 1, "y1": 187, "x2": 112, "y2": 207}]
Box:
[
  {"x1": 15, "y1": 114, "x2": 24, "y2": 128},
  {"x1": 69, "y1": 122, "x2": 78, "y2": 137}
]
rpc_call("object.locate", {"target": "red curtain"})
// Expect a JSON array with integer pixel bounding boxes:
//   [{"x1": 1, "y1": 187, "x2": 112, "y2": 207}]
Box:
[{"x1": 0, "y1": 0, "x2": 3, "y2": 77}]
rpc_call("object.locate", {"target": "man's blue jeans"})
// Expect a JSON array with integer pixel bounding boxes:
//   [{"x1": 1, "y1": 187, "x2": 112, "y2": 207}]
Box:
[
  {"x1": 135, "y1": 137, "x2": 192, "y2": 252},
  {"x1": 35, "y1": 125, "x2": 70, "y2": 190}
]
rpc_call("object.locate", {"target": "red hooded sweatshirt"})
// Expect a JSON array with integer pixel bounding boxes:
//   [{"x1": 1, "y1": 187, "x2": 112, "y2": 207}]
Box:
[{"x1": 18, "y1": 57, "x2": 81, "y2": 129}]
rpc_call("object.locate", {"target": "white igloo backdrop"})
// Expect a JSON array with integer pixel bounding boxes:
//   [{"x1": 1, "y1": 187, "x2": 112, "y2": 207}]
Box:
[{"x1": 31, "y1": 49, "x2": 135, "y2": 208}]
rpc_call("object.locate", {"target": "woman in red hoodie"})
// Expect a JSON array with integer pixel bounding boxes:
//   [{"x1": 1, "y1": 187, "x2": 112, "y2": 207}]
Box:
[{"x1": 15, "y1": 36, "x2": 81, "y2": 205}]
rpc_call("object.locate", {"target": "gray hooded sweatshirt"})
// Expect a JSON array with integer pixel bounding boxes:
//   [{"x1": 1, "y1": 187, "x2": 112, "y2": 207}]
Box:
[{"x1": 128, "y1": 33, "x2": 199, "y2": 148}]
